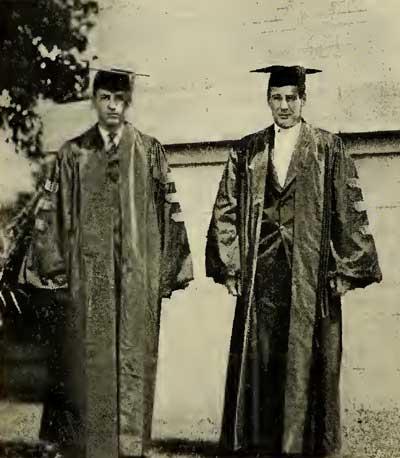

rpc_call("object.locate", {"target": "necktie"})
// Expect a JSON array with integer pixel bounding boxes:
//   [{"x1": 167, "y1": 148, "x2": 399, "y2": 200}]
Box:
[{"x1": 107, "y1": 132, "x2": 119, "y2": 182}]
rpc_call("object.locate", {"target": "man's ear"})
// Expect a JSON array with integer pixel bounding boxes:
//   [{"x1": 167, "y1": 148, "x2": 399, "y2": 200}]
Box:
[
  {"x1": 124, "y1": 91, "x2": 133, "y2": 106},
  {"x1": 301, "y1": 93, "x2": 307, "y2": 106},
  {"x1": 266, "y1": 93, "x2": 272, "y2": 108},
  {"x1": 91, "y1": 94, "x2": 97, "y2": 109}
]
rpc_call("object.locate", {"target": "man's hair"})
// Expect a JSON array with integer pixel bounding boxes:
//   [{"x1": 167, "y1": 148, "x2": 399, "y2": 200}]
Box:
[
  {"x1": 93, "y1": 71, "x2": 133, "y2": 103},
  {"x1": 267, "y1": 83, "x2": 306, "y2": 100}
]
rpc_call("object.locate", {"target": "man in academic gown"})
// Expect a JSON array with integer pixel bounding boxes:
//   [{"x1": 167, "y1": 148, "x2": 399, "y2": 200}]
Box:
[
  {"x1": 206, "y1": 65, "x2": 382, "y2": 457},
  {"x1": 19, "y1": 66, "x2": 194, "y2": 458}
]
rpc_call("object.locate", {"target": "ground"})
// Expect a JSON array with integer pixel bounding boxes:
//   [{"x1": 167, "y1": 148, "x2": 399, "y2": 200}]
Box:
[{"x1": 1, "y1": 411, "x2": 400, "y2": 458}]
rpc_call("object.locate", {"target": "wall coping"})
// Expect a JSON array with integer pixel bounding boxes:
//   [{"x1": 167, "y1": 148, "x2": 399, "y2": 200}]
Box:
[
  {"x1": 165, "y1": 130, "x2": 400, "y2": 167},
  {"x1": 45, "y1": 129, "x2": 400, "y2": 168}
]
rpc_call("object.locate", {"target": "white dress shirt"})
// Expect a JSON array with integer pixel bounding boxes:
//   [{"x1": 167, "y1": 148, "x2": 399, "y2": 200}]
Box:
[
  {"x1": 273, "y1": 122, "x2": 302, "y2": 187},
  {"x1": 98, "y1": 125, "x2": 124, "y2": 151}
]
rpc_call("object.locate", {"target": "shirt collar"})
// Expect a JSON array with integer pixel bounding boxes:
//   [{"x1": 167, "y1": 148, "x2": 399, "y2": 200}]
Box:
[
  {"x1": 98, "y1": 124, "x2": 124, "y2": 148},
  {"x1": 274, "y1": 121, "x2": 302, "y2": 138}
]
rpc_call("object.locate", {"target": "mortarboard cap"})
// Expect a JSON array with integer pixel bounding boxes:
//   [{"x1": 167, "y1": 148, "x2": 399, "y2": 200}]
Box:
[
  {"x1": 84, "y1": 58, "x2": 150, "y2": 96},
  {"x1": 250, "y1": 65, "x2": 321, "y2": 88},
  {"x1": 88, "y1": 63, "x2": 150, "y2": 79}
]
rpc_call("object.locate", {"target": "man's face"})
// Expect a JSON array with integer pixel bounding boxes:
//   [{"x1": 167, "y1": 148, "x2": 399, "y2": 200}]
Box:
[
  {"x1": 93, "y1": 89, "x2": 128, "y2": 130},
  {"x1": 268, "y1": 85, "x2": 305, "y2": 129}
]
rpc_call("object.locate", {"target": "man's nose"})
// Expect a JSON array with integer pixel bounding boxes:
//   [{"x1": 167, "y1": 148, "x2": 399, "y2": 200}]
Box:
[
  {"x1": 108, "y1": 98, "x2": 117, "y2": 110},
  {"x1": 280, "y1": 98, "x2": 289, "y2": 110}
]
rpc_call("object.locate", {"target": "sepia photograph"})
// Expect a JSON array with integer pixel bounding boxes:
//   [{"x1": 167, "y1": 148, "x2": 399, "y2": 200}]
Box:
[{"x1": 0, "y1": 1, "x2": 398, "y2": 457}]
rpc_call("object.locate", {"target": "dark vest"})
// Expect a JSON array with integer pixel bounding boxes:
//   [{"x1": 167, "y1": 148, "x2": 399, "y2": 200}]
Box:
[{"x1": 258, "y1": 148, "x2": 297, "y2": 267}]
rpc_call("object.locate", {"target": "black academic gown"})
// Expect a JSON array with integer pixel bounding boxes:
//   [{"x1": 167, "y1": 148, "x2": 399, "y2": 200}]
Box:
[
  {"x1": 206, "y1": 122, "x2": 382, "y2": 456},
  {"x1": 19, "y1": 123, "x2": 194, "y2": 458}
]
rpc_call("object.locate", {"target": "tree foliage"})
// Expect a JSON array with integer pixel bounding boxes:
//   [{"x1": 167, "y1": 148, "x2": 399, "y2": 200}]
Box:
[{"x1": 0, "y1": 0, "x2": 98, "y2": 155}]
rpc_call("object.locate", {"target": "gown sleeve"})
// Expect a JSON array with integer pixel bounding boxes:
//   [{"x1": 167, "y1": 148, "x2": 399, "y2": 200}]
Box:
[
  {"x1": 152, "y1": 141, "x2": 194, "y2": 298},
  {"x1": 330, "y1": 136, "x2": 382, "y2": 293},
  {"x1": 205, "y1": 148, "x2": 240, "y2": 285},
  {"x1": 19, "y1": 144, "x2": 74, "y2": 289}
]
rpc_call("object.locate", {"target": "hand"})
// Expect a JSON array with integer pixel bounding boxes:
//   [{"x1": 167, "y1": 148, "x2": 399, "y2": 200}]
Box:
[
  {"x1": 336, "y1": 277, "x2": 352, "y2": 296},
  {"x1": 226, "y1": 276, "x2": 241, "y2": 296},
  {"x1": 330, "y1": 277, "x2": 352, "y2": 297}
]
